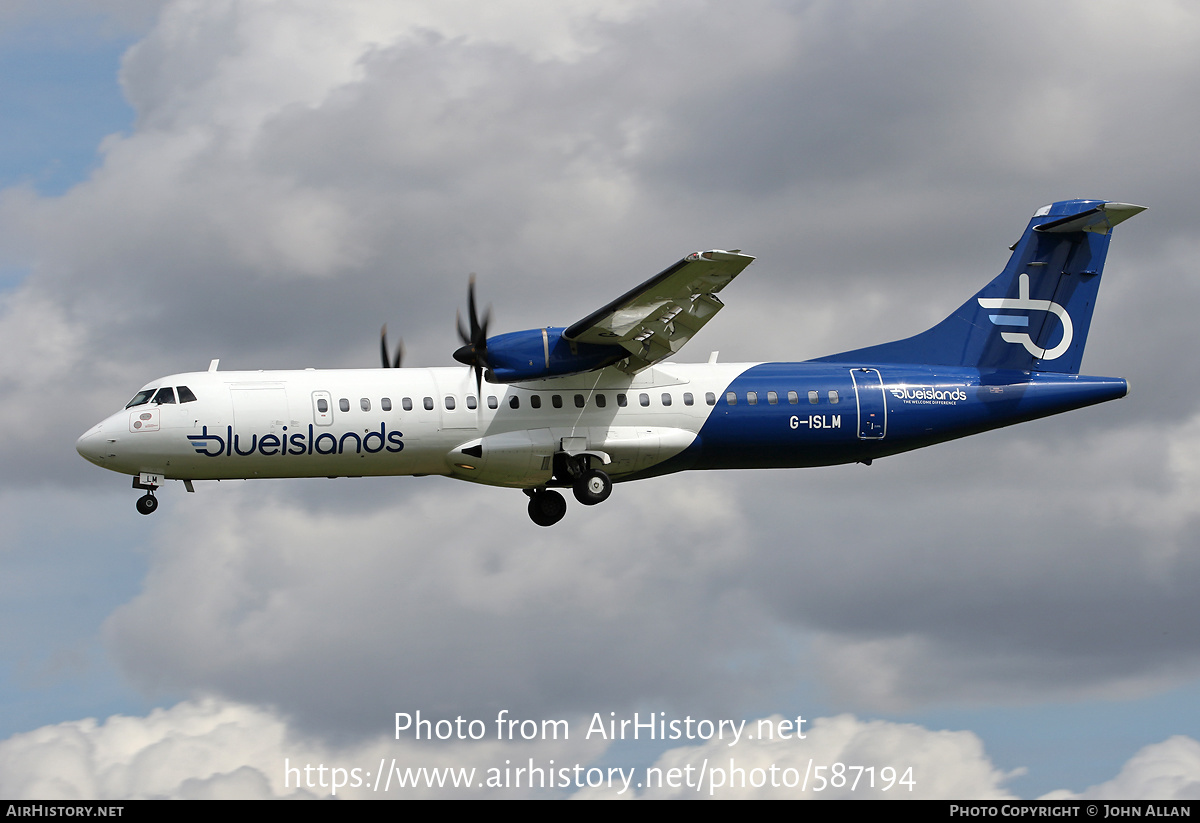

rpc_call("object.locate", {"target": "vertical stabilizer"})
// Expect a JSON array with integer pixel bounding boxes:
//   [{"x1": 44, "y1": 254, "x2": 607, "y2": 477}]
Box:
[{"x1": 815, "y1": 200, "x2": 1145, "y2": 374}]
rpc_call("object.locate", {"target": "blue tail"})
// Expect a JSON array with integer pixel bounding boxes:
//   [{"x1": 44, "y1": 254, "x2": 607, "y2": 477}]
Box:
[{"x1": 815, "y1": 199, "x2": 1145, "y2": 374}]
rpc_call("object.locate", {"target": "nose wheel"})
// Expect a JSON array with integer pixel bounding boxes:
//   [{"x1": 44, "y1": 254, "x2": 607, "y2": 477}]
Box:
[{"x1": 136, "y1": 493, "x2": 158, "y2": 515}]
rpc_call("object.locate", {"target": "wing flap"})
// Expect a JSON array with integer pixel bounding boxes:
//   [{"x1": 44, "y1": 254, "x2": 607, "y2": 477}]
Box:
[{"x1": 564, "y1": 250, "x2": 754, "y2": 372}]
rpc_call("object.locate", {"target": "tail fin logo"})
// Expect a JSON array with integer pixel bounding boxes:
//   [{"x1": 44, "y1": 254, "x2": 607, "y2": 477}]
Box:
[{"x1": 977, "y1": 273, "x2": 1073, "y2": 360}]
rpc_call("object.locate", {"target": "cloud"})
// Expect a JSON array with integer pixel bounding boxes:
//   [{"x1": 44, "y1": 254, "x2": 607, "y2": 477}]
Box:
[
  {"x1": 3, "y1": 0, "x2": 1200, "y2": 800},
  {"x1": 1042, "y1": 736, "x2": 1200, "y2": 801},
  {"x1": 102, "y1": 478, "x2": 782, "y2": 735},
  {"x1": 615, "y1": 713, "x2": 1016, "y2": 799},
  {"x1": 0, "y1": 697, "x2": 588, "y2": 799},
  {"x1": 4, "y1": 698, "x2": 1193, "y2": 799}
]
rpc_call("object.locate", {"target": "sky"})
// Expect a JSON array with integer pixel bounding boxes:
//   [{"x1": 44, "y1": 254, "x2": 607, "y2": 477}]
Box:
[{"x1": 0, "y1": 0, "x2": 1199, "y2": 800}]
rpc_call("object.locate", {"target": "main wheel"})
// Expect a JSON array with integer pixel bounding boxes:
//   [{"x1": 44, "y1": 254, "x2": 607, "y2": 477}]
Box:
[
  {"x1": 136, "y1": 494, "x2": 158, "y2": 515},
  {"x1": 527, "y1": 490, "x2": 567, "y2": 526},
  {"x1": 573, "y1": 469, "x2": 612, "y2": 506}
]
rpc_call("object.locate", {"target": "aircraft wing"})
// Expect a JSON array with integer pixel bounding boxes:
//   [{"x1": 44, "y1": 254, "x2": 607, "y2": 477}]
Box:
[{"x1": 563, "y1": 249, "x2": 755, "y2": 373}]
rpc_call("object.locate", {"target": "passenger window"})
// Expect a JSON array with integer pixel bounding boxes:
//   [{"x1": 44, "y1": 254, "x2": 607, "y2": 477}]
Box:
[
  {"x1": 509, "y1": 396, "x2": 520, "y2": 409},
  {"x1": 467, "y1": 396, "x2": 478, "y2": 410},
  {"x1": 595, "y1": 394, "x2": 607, "y2": 408},
  {"x1": 381, "y1": 397, "x2": 392, "y2": 412},
  {"x1": 747, "y1": 391, "x2": 758, "y2": 406},
  {"x1": 177, "y1": 386, "x2": 198, "y2": 403},
  {"x1": 403, "y1": 397, "x2": 413, "y2": 411},
  {"x1": 488, "y1": 396, "x2": 498, "y2": 409},
  {"x1": 767, "y1": 391, "x2": 778, "y2": 405},
  {"x1": 339, "y1": 398, "x2": 350, "y2": 412},
  {"x1": 705, "y1": 392, "x2": 716, "y2": 406},
  {"x1": 153, "y1": 387, "x2": 176, "y2": 405},
  {"x1": 552, "y1": 395, "x2": 563, "y2": 409},
  {"x1": 808, "y1": 390, "x2": 819, "y2": 404},
  {"x1": 617, "y1": 394, "x2": 628, "y2": 407},
  {"x1": 726, "y1": 391, "x2": 737, "y2": 405},
  {"x1": 574, "y1": 394, "x2": 585, "y2": 408},
  {"x1": 639, "y1": 393, "x2": 650, "y2": 407},
  {"x1": 317, "y1": 398, "x2": 329, "y2": 413},
  {"x1": 683, "y1": 392, "x2": 694, "y2": 406},
  {"x1": 423, "y1": 397, "x2": 434, "y2": 411},
  {"x1": 829, "y1": 390, "x2": 839, "y2": 404},
  {"x1": 788, "y1": 390, "x2": 799, "y2": 404},
  {"x1": 360, "y1": 398, "x2": 371, "y2": 412},
  {"x1": 445, "y1": 396, "x2": 456, "y2": 410},
  {"x1": 125, "y1": 389, "x2": 156, "y2": 409},
  {"x1": 661, "y1": 393, "x2": 672, "y2": 406},
  {"x1": 531, "y1": 395, "x2": 541, "y2": 409}
]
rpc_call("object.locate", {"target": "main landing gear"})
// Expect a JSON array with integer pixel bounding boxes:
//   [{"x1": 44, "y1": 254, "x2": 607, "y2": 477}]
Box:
[
  {"x1": 573, "y1": 469, "x2": 612, "y2": 506},
  {"x1": 526, "y1": 488, "x2": 567, "y2": 527},
  {"x1": 136, "y1": 493, "x2": 158, "y2": 515},
  {"x1": 524, "y1": 455, "x2": 613, "y2": 526}
]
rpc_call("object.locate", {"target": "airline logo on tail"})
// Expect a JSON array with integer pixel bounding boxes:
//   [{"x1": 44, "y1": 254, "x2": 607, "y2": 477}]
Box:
[{"x1": 977, "y1": 273, "x2": 1073, "y2": 360}]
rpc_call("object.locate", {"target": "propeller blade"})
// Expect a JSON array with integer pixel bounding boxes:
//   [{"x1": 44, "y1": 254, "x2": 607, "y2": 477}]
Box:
[
  {"x1": 449, "y1": 276, "x2": 493, "y2": 415},
  {"x1": 381, "y1": 325, "x2": 404, "y2": 368}
]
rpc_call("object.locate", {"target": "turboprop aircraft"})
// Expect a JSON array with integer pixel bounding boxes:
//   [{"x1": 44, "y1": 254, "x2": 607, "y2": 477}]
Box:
[{"x1": 76, "y1": 199, "x2": 1143, "y2": 526}]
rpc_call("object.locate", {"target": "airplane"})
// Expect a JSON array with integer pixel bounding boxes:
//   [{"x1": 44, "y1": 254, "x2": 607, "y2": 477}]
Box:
[{"x1": 76, "y1": 199, "x2": 1143, "y2": 526}]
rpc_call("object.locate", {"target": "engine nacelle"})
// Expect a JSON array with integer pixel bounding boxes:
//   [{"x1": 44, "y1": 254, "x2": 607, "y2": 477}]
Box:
[{"x1": 484, "y1": 327, "x2": 627, "y2": 382}]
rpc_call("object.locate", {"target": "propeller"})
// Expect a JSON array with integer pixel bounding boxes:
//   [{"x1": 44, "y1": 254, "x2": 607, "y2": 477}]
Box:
[
  {"x1": 380, "y1": 324, "x2": 404, "y2": 368},
  {"x1": 452, "y1": 274, "x2": 491, "y2": 397}
]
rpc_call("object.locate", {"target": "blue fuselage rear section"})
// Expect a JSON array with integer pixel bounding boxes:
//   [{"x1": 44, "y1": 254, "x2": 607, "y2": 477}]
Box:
[{"x1": 634, "y1": 362, "x2": 1127, "y2": 478}]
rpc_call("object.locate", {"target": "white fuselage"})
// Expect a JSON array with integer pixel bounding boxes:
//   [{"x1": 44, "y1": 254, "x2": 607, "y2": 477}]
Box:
[{"x1": 75, "y1": 362, "x2": 753, "y2": 489}]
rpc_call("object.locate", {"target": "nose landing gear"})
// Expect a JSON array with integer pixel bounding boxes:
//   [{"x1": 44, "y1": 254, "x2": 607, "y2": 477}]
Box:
[{"x1": 132, "y1": 472, "x2": 162, "y2": 515}]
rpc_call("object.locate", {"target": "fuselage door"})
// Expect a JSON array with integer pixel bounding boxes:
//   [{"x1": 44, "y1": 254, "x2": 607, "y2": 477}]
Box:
[
  {"x1": 851, "y1": 368, "x2": 887, "y2": 440},
  {"x1": 312, "y1": 391, "x2": 333, "y2": 426}
]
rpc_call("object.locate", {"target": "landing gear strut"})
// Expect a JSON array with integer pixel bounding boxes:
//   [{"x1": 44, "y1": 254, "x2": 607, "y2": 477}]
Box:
[{"x1": 526, "y1": 489, "x2": 567, "y2": 527}]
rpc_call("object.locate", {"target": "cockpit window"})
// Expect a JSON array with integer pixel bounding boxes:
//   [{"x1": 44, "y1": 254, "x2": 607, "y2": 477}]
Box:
[
  {"x1": 152, "y1": 387, "x2": 177, "y2": 405},
  {"x1": 126, "y1": 389, "x2": 157, "y2": 408},
  {"x1": 177, "y1": 386, "x2": 198, "y2": 403}
]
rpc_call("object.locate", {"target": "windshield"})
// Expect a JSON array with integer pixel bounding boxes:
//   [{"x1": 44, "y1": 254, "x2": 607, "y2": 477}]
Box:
[{"x1": 125, "y1": 389, "x2": 157, "y2": 409}]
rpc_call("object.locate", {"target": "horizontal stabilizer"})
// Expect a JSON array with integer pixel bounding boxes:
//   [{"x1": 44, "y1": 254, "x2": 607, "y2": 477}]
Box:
[{"x1": 1035, "y1": 201, "x2": 1145, "y2": 235}]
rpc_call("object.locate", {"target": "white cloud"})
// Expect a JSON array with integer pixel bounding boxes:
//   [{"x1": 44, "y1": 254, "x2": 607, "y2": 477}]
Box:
[
  {"x1": 607, "y1": 713, "x2": 1016, "y2": 799},
  {"x1": 0, "y1": 697, "x2": 590, "y2": 799},
  {"x1": 1042, "y1": 736, "x2": 1200, "y2": 801},
  {"x1": 7, "y1": 699, "x2": 1192, "y2": 800}
]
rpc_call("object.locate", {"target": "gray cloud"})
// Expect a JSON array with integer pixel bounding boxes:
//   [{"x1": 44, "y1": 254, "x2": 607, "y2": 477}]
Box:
[{"x1": 2, "y1": 0, "x2": 1200, "y2": 796}]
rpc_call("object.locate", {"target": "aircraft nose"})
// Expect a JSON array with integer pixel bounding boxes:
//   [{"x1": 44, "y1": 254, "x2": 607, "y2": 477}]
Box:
[{"x1": 75, "y1": 425, "x2": 109, "y2": 466}]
